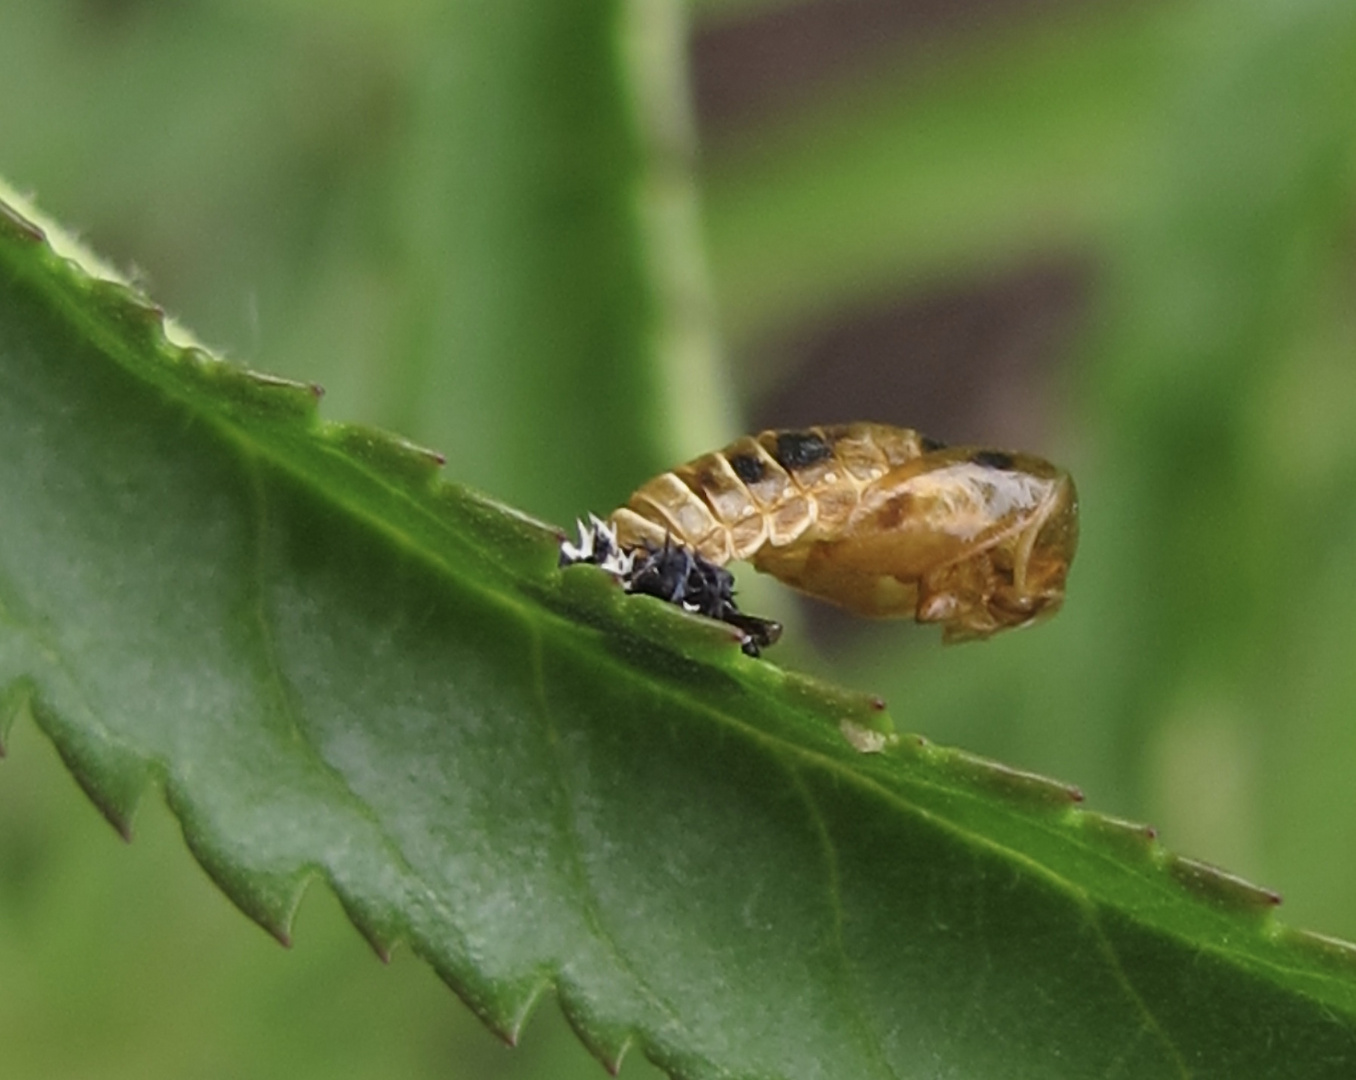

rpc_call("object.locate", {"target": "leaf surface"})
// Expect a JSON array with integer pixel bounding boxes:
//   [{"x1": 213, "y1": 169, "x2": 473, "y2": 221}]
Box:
[{"x1": 4, "y1": 196, "x2": 1356, "y2": 1079}]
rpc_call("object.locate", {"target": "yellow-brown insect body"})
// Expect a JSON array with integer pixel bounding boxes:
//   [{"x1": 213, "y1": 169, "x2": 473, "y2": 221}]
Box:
[{"x1": 609, "y1": 422, "x2": 1077, "y2": 641}]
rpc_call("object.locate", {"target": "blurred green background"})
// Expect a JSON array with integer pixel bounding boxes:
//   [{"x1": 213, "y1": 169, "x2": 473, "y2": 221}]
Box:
[{"x1": 3, "y1": 0, "x2": 1356, "y2": 1077}]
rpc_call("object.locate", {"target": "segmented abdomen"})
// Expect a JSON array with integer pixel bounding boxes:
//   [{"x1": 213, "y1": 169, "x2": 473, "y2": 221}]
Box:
[{"x1": 608, "y1": 422, "x2": 933, "y2": 564}]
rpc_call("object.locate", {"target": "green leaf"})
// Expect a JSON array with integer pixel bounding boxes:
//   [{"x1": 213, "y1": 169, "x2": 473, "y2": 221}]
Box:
[
  {"x1": 386, "y1": 0, "x2": 735, "y2": 524},
  {"x1": 4, "y1": 195, "x2": 1356, "y2": 1079}
]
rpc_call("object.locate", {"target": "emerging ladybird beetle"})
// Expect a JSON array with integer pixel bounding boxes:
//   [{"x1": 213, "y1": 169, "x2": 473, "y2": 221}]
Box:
[{"x1": 562, "y1": 422, "x2": 1078, "y2": 652}]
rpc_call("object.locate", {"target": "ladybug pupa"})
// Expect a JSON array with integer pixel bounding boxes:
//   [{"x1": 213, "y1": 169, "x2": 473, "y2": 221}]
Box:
[{"x1": 561, "y1": 422, "x2": 1078, "y2": 655}]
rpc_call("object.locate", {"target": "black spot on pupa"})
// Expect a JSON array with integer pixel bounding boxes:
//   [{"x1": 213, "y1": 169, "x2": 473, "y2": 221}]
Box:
[
  {"x1": 729, "y1": 453, "x2": 766, "y2": 484},
  {"x1": 920, "y1": 434, "x2": 947, "y2": 453},
  {"x1": 972, "y1": 449, "x2": 1016, "y2": 471},
  {"x1": 774, "y1": 431, "x2": 833, "y2": 470}
]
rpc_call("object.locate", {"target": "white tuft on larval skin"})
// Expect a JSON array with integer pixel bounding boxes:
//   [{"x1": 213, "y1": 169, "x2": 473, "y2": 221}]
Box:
[{"x1": 559, "y1": 514, "x2": 635, "y2": 579}]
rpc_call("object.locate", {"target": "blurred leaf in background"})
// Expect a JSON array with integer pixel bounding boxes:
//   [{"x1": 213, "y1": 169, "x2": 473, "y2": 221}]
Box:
[{"x1": 3, "y1": 0, "x2": 1356, "y2": 1077}]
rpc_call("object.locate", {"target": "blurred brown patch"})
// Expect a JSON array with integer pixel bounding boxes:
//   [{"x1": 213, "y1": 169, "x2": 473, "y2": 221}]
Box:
[
  {"x1": 747, "y1": 260, "x2": 1090, "y2": 450},
  {"x1": 692, "y1": 0, "x2": 1101, "y2": 130}
]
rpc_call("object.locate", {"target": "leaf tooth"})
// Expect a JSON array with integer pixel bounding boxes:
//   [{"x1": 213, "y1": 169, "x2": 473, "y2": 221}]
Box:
[
  {"x1": 930, "y1": 744, "x2": 1084, "y2": 813},
  {"x1": 604, "y1": 1038, "x2": 633, "y2": 1077},
  {"x1": 408, "y1": 937, "x2": 550, "y2": 1048},
  {"x1": 162, "y1": 785, "x2": 312, "y2": 946},
  {"x1": 555, "y1": 986, "x2": 640, "y2": 1076},
  {"x1": 328, "y1": 425, "x2": 450, "y2": 490},
  {"x1": 200, "y1": 857, "x2": 310, "y2": 948},
  {"x1": 241, "y1": 368, "x2": 325, "y2": 403},
  {"x1": 85, "y1": 278, "x2": 167, "y2": 350},
  {"x1": 607, "y1": 590, "x2": 769, "y2": 664},
  {"x1": 3, "y1": 191, "x2": 324, "y2": 435},
  {"x1": 0, "y1": 678, "x2": 36, "y2": 755},
  {"x1": 557, "y1": 555, "x2": 632, "y2": 614},
  {"x1": 0, "y1": 198, "x2": 46, "y2": 244},
  {"x1": 26, "y1": 694, "x2": 152, "y2": 841},
  {"x1": 434, "y1": 485, "x2": 565, "y2": 576},
  {"x1": 1276, "y1": 927, "x2": 1356, "y2": 975},
  {"x1": 330, "y1": 886, "x2": 402, "y2": 965},
  {"x1": 432, "y1": 967, "x2": 551, "y2": 1048},
  {"x1": 192, "y1": 355, "x2": 323, "y2": 423},
  {"x1": 502, "y1": 977, "x2": 552, "y2": 1047},
  {"x1": 777, "y1": 670, "x2": 896, "y2": 737},
  {"x1": 1166, "y1": 854, "x2": 1282, "y2": 918},
  {"x1": 1071, "y1": 810, "x2": 1160, "y2": 866}
]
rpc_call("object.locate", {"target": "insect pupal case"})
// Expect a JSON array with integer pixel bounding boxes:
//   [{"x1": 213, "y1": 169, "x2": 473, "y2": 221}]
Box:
[
  {"x1": 757, "y1": 447, "x2": 1079, "y2": 641},
  {"x1": 608, "y1": 423, "x2": 1078, "y2": 642}
]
